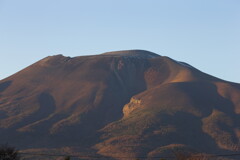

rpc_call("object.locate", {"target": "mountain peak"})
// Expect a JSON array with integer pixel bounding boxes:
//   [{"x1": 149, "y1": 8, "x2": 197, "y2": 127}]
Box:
[
  {"x1": 1, "y1": 50, "x2": 240, "y2": 159},
  {"x1": 101, "y1": 50, "x2": 160, "y2": 58}
]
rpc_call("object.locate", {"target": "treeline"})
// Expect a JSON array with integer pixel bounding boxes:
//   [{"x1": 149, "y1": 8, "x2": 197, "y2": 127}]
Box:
[{"x1": 0, "y1": 144, "x2": 237, "y2": 160}]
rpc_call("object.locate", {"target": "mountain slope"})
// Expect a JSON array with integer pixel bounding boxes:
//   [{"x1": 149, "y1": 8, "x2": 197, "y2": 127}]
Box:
[{"x1": 0, "y1": 50, "x2": 239, "y2": 159}]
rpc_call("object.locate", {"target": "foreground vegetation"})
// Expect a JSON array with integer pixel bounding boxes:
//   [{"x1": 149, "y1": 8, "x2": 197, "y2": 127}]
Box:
[
  {"x1": 0, "y1": 144, "x2": 20, "y2": 160},
  {"x1": 0, "y1": 144, "x2": 217, "y2": 160}
]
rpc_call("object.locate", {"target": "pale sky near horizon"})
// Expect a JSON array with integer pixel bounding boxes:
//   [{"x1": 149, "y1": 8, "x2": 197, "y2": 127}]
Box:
[{"x1": 0, "y1": 0, "x2": 240, "y2": 82}]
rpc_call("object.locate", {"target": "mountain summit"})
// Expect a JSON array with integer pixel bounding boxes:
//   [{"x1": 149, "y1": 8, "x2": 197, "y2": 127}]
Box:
[
  {"x1": 101, "y1": 50, "x2": 160, "y2": 58},
  {"x1": 0, "y1": 50, "x2": 239, "y2": 159}
]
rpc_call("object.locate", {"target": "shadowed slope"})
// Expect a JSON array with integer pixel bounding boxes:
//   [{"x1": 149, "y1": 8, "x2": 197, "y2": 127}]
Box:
[{"x1": 0, "y1": 81, "x2": 12, "y2": 92}]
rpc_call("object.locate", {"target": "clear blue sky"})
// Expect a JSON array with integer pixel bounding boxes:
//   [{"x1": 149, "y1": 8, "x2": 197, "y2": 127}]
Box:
[{"x1": 0, "y1": 0, "x2": 239, "y2": 82}]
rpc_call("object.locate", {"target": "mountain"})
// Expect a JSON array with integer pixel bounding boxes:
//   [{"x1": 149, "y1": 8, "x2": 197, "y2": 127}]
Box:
[{"x1": 0, "y1": 50, "x2": 239, "y2": 159}]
